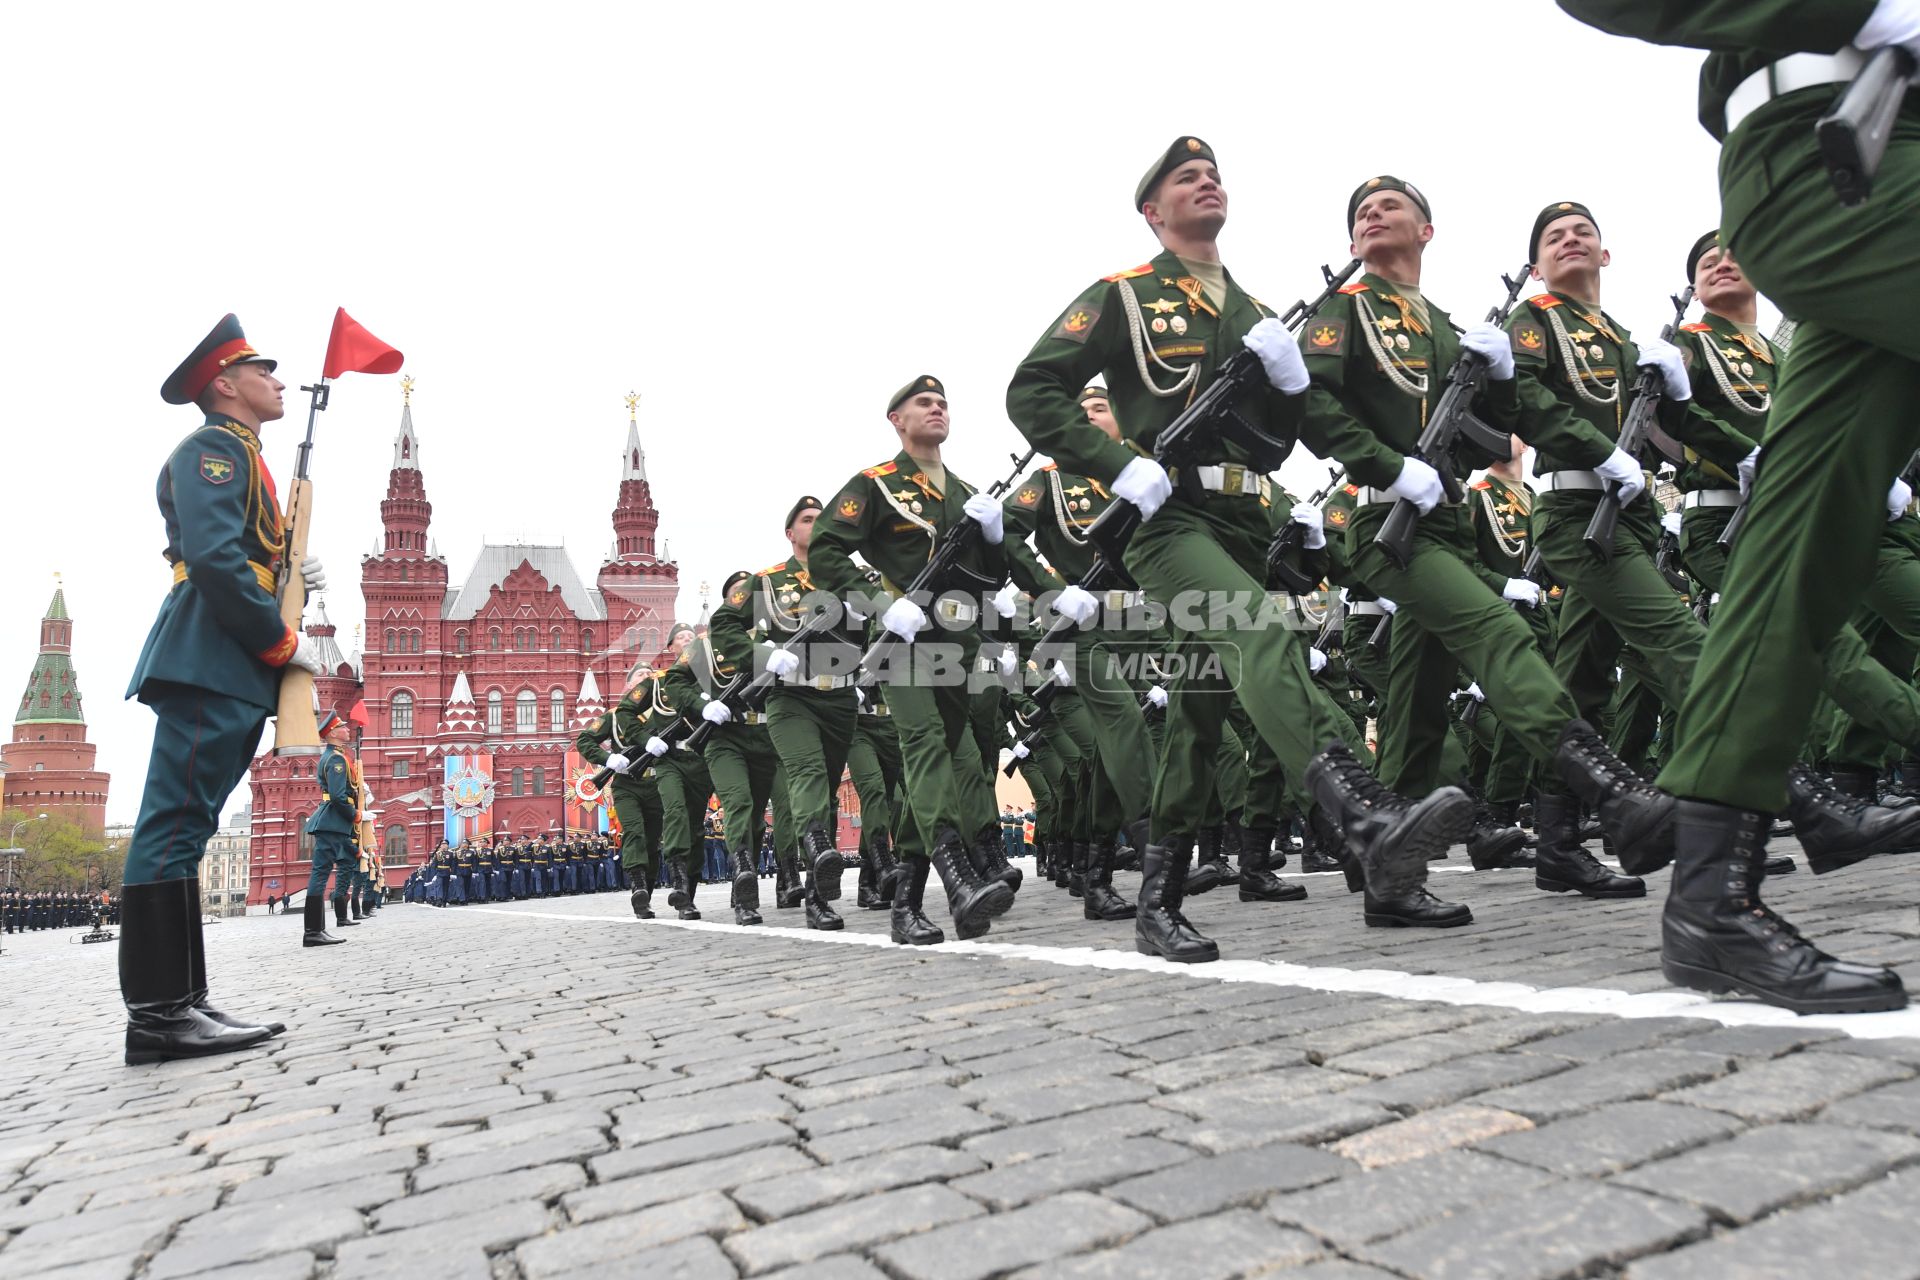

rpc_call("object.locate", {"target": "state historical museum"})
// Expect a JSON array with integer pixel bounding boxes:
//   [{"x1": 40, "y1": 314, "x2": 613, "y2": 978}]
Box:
[{"x1": 244, "y1": 392, "x2": 680, "y2": 904}]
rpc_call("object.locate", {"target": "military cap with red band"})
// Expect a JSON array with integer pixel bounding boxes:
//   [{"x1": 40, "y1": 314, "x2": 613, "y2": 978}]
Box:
[{"x1": 161, "y1": 313, "x2": 278, "y2": 405}]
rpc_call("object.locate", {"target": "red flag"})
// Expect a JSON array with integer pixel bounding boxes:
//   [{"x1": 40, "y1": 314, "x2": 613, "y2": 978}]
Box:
[
  {"x1": 348, "y1": 698, "x2": 370, "y2": 728},
  {"x1": 322, "y1": 308, "x2": 404, "y2": 379}
]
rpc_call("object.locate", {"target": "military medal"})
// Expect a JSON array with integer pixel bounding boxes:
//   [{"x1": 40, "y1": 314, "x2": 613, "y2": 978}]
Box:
[
  {"x1": 910, "y1": 501, "x2": 923, "y2": 514},
  {"x1": 1589, "y1": 344, "x2": 1604, "y2": 361},
  {"x1": 1151, "y1": 317, "x2": 1168, "y2": 334},
  {"x1": 1395, "y1": 333, "x2": 1411, "y2": 351},
  {"x1": 1741, "y1": 362, "x2": 1754, "y2": 377},
  {"x1": 1170, "y1": 315, "x2": 1187, "y2": 335}
]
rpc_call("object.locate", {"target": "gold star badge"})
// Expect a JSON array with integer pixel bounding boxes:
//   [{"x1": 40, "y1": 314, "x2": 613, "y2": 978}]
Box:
[
  {"x1": 1064, "y1": 485, "x2": 1090, "y2": 498},
  {"x1": 1568, "y1": 329, "x2": 1595, "y2": 344},
  {"x1": 1721, "y1": 345, "x2": 1745, "y2": 362},
  {"x1": 1374, "y1": 316, "x2": 1401, "y2": 332},
  {"x1": 894, "y1": 488, "x2": 918, "y2": 503},
  {"x1": 1146, "y1": 298, "x2": 1181, "y2": 315}
]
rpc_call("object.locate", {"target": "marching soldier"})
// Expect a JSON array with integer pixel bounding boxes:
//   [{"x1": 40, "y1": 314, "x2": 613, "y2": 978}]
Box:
[
  {"x1": 120, "y1": 315, "x2": 318, "y2": 1062},
  {"x1": 302, "y1": 711, "x2": 357, "y2": 946},
  {"x1": 651, "y1": 635, "x2": 726, "y2": 920}
]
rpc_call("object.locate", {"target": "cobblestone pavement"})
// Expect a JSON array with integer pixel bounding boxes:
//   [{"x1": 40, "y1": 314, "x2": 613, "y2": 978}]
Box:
[{"x1": 3, "y1": 844, "x2": 1919, "y2": 1280}]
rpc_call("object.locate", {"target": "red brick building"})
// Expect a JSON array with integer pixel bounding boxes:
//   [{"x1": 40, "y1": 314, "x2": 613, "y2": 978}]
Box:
[
  {"x1": 4, "y1": 585, "x2": 110, "y2": 833},
  {"x1": 244, "y1": 394, "x2": 681, "y2": 903}
]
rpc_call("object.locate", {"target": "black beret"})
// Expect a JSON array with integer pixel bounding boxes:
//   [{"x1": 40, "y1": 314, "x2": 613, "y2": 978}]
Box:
[
  {"x1": 1135, "y1": 136, "x2": 1216, "y2": 211},
  {"x1": 785, "y1": 494, "x2": 823, "y2": 531},
  {"x1": 1347, "y1": 176, "x2": 1431, "y2": 232},
  {"x1": 1686, "y1": 230, "x2": 1721, "y2": 282},
  {"x1": 887, "y1": 374, "x2": 945, "y2": 415},
  {"x1": 1530, "y1": 201, "x2": 1600, "y2": 264}
]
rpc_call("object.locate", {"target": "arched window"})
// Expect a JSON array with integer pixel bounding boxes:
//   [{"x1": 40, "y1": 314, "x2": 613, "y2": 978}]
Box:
[
  {"x1": 385, "y1": 629, "x2": 396, "y2": 652},
  {"x1": 551, "y1": 627, "x2": 564, "y2": 651},
  {"x1": 581, "y1": 629, "x2": 594, "y2": 653},
  {"x1": 550, "y1": 688, "x2": 566, "y2": 731},
  {"x1": 401, "y1": 563, "x2": 410, "y2": 582},
  {"x1": 510, "y1": 766, "x2": 525, "y2": 796},
  {"x1": 390, "y1": 691, "x2": 414, "y2": 737},
  {"x1": 298, "y1": 817, "x2": 314, "y2": 865},
  {"x1": 383, "y1": 824, "x2": 409, "y2": 866},
  {"x1": 532, "y1": 767, "x2": 546, "y2": 796},
  {"x1": 455, "y1": 629, "x2": 469, "y2": 655},
  {"x1": 516, "y1": 689, "x2": 537, "y2": 733},
  {"x1": 489, "y1": 628, "x2": 502, "y2": 652},
  {"x1": 486, "y1": 689, "x2": 502, "y2": 734}
]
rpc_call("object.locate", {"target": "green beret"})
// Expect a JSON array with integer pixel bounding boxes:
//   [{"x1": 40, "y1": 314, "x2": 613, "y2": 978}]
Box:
[
  {"x1": 1686, "y1": 230, "x2": 1720, "y2": 282},
  {"x1": 784, "y1": 494, "x2": 823, "y2": 531},
  {"x1": 887, "y1": 374, "x2": 945, "y2": 415},
  {"x1": 1134, "y1": 136, "x2": 1215, "y2": 211},
  {"x1": 1078, "y1": 385, "x2": 1110, "y2": 405},
  {"x1": 1530, "y1": 201, "x2": 1600, "y2": 264},
  {"x1": 1347, "y1": 176, "x2": 1431, "y2": 232}
]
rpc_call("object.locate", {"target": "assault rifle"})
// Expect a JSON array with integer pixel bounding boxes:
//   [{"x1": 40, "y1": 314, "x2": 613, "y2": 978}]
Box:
[
  {"x1": 1267, "y1": 464, "x2": 1346, "y2": 594},
  {"x1": 1512, "y1": 545, "x2": 1554, "y2": 613},
  {"x1": 1582, "y1": 286, "x2": 1694, "y2": 561},
  {"x1": 1374, "y1": 264, "x2": 1533, "y2": 569},
  {"x1": 1818, "y1": 46, "x2": 1916, "y2": 207}
]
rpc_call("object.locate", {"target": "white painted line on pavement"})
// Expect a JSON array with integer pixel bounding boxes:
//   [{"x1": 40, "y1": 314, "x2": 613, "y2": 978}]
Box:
[{"x1": 464, "y1": 906, "x2": 1920, "y2": 1041}]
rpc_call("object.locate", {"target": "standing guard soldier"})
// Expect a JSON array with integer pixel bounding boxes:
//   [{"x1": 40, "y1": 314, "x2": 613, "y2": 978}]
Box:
[
  {"x1": 303, "y1": 711, "x2": 359, "y2": 946},
  {"x1": 120, "y1": 315, "x2": 321, "y2": 1063}
]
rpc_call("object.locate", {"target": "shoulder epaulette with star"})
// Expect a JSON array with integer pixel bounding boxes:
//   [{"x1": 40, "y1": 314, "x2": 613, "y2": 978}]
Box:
[
  {"x1": 1338, "y1": 283, "x2": 1370, "y2": 296},
  {"x1": 1343, "y1": 483, "x2": 1359, "y2": 496},
  {"x1": 1529, "y1": 294, "x2": 1564, "y2": 311},
  {"x1": 757, "y1": 560, "x2": 789, "y2": 577},
  {"x1": 1679, "y1": 322, "x2": 1713, "y2": 333},
  {"x1": 862, "y1": 461, "x2": 899, "y2": 479},
  {"x1": 1102, "y1": 263, "x2": 1155, "y2": 282},
  {"x1": 1472, "y1": 479, "x2": 1491, "y2": 490}
]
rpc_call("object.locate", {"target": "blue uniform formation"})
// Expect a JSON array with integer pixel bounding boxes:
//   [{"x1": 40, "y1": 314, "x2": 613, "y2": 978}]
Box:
[{"x1": 403, "y1": 835, "x2": 625, "y2": 906}]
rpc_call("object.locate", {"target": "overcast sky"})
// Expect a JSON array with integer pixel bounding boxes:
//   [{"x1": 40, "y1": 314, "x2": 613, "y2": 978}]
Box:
[{"x1": 0, "y1": 2, "x2": 1739, "y2": 825}]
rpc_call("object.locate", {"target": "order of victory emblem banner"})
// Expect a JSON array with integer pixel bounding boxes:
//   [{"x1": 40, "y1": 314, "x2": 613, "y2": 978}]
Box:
[{"x1": 442, "y1": 754, "x2": 496, "y2": 845}]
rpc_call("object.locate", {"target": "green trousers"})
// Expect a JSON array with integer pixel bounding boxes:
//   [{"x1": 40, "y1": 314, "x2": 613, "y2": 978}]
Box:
[
  {"x1": 1067, "y1": 622, "x2": 1158, "y2": 826},
  {"x1": 1662, "y1": 110, "x2": 1920, "y2": 810},
  {"x1": 767, "y1": 687, "x2": 856, "y2": 839},
  {"x1": 609, "y1": 773, "x2": 663, "y2": 876},
  {"x1": 654, "y1": 756, "x2": 712, "y2": 880},
  {"x1": 704, "y1": 722, "x2": 783, "y2": 856},
  {"x1": 1607, "y1": 658, "x2": 1668, "y2": 776},
  {"x1": 883, "y1": 630, "x2": 996, "y2": 859},
  {"x1": 969, "y1": 679, "x2": 1005, "y2": 791},
  {"x1": 847, "y1": 708, "x2": 904, "y2": 846}
]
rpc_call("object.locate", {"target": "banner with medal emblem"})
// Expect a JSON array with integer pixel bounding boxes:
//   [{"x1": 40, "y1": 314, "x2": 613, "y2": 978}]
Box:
[
  {"x1": 441, "y1": 753, "x2": 496, "y2": 847},
  {"x1": 564, "y1": 749, "x2": 611, "y2": 835}
]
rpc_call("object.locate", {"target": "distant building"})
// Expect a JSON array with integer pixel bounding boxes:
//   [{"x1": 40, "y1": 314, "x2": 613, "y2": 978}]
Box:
[
  {"x1": 5, "y1": 584, "x2": 109, "y2": 832},
  {"x1": 203, "y1": 806, "x2": 250, "y2": 917}
]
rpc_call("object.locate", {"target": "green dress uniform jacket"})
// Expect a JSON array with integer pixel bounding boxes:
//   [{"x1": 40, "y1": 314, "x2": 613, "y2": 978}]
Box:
[
  {"x1": 304, "y1": 745, "x2": 358, "y2": 836},
  {"x1": 808, "y1": 449, "x2": 1009, "y2": 606}
]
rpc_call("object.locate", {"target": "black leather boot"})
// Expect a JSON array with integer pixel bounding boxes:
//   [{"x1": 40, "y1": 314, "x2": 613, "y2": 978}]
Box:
[
  {"x1": 1485, "y1": 799, "x2": 1538, "y2": 866},
  {"x1": 1211, "y1": 821, "x2": 1244, "y2": 887},
  {"x1": 333, "y1": 894, "x2": 359, "y2": 927},
  {"x1": 1300, "y1": 806, "x2": 1345, "y2": 874},
  {"x1": 1787, "y1": 763, "x2": 1920, "y2": 872},
  {"x1": 1534, "y1": 792, "x2": 1646, "y2": 898},
  {"x1": 1135, "y1": 837, "x2": 1218, "y2": 963},
  {"x1": 870, "y1": 828, "x2": 905, "y2": 903},
  {"x1": 731, "y1": 850, "x2": 763, "y2": 925},
  {"x1": 1466, "y1": 803, "x2": 1531, "y2": 870},
  {"x1": 669, "y1": 866, "x2": 701, "y2": 920},
  {"x1": 972, "y1": 827, "x2": 1023, "y2": 893},
  {"x1": 1237, "y1": 823, "x2": 1307, "y2": 903},
  {"x1": 1663, "y1": 799, "x2": 1906, "y2": 1013},
  {"x1": 804, "y1": 872, "x2": 844, "y2": 931},
  {"x1": 631, "y1": 884, "x2": 655, "y2": 919},
  {"x1": 188, "y1": 888, "x2": 284, "y2": 1034},
  {"x1": 1554, "y1": 719, "x2": 1676, "y2": 875},
  {"x1": 890, "y1": 858, "x2": 944, "y2": 946},
  {"x1": 1066, "y1": 839, "x2": 1088, "y2": 898},
  {"x1": 121, "y1": 880, "x2": 275, "y2": 1067},
  {"x1": 856, "y1": 856, "x2": 879, "y2": 910},
  {"x1": 302, "y1": 894, "x2": 344, "y2": 947},
  {"x1": 1082, "y1": 829, "x2": 1138, "y2": 921},
  {"x1": 802, "y1": 821, "x2": 846, "y2": 902},
  {"x1": 931, "y1": 826, "x2": 1013, "y2": 939},
  {"x1": 1111, "y1": 834, "x2": 1141, "y2": 873},
  {"x1": 1828, "y1": 763, "x2": 1880, "y2": 801},
  {"x1": 349, "y1": 890, "x2": 363, "y2": 921},
  {"x1": 1305, "y1": 741, "x2": 1474, "y2": 903},
  {"x1": 1050, "y1": 839, "x2": 1072, "y2": 887},
  {"x1": 1185, "y1": 828, "x2": 1225, "y2": 896}
]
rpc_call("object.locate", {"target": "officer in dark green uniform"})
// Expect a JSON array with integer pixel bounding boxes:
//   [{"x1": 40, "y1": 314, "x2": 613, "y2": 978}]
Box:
[
  {"x1": 576, "y1": 670, "x2": 666, "y2": 919},
  {"x1": 809, "y1": 375, "x2": 1015, "y2": 943},
  {"x1": 708, "y1": 496, "x2": 859, "y2": 931},
  {"x1": 302, "y1": 710, "x2": 359, "y2": 945},
  {"x1": 651, "y1": 637, "x2": 722, "y2": 921},
  {"x1": 121, "y1": 315, "x2": 316, "y2": 1065},
  {"x1": 1558, "y1": 0, "x2": 1916, "y2": 1013}
]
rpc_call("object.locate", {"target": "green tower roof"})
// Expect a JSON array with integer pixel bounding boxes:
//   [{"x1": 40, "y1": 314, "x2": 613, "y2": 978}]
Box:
[{"x1": 16, "y1": 587, "x2": 83, "y2": 726}]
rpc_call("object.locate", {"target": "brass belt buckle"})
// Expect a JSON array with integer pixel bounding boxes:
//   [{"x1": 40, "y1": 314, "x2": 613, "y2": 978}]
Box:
[{"x1": 1222, "y1": 463, "x2": 1246, "y2": 495}]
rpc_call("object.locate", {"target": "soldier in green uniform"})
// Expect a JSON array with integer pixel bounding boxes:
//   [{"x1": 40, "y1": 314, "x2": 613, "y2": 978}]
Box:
[
  {"x1": 300, "y1": 711, "x2": 356, "y2": 947},
  {"x1": 847, "y1": 570, "x2": 907, "y2": 909},
  {"x1": 1559, "y1": 0, "x2": 1918, "y2": 1013},
  {"x1": 576, "y1": 669, "x2": 666, "y2": 919},
  {"x1": 647, "y1": 637, "x2": 723, "y2": 921},
  {"x1": 1007, "y1": 138, "x2": 1480, "y2": 963},
  {"x1": 707, "y1": 496, "x2": 858, "y2": 931},
  {"x1": 121, "y1": 315, "x2": 314, "y2": 1064},
  {"x1": 809, "y1": 375, "x2": 1016, "y2": 943},
  {"x1": 1300, "y1": 177, "x2": 1657, "y2": 909}
]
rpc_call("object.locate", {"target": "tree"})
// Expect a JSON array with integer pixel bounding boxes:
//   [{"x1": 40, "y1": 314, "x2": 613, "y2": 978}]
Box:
[{"x1": 1, "y1": 809, "x2": 110, "y2": 891}]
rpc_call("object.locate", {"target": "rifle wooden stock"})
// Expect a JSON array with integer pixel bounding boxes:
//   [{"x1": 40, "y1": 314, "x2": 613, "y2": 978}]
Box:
[
  {"x1": 1818, "y1": 46, "x2": 1916, "y2": 207},
  {"x1": 271, "y1": 474, "x2": 322, "y2": 756}
]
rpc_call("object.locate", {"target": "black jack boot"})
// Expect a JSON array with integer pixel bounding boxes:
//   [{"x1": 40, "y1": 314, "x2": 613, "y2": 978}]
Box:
[
  {"x1": 890, "y1": 857, "x2": 944, "y2": 946},
  {"x1": 1663, "y1": 799, "x2": 1906, "y2": 1014},
  {"x1": 669, "y1": 865, "x2": 701, "y2": 920},
  {"x1": 1555, "y1": 719, "x2": 1676, "y2": 875},
  {"x1": 1050, "y1": 838, "x2": 1072, "y2": 888},
  {"x1": 972, "y1": 826, "x2": 1023, "y2": 893},
  {"x1": 1210, "y1": 820, "x2": 1244, "y2": 887},
  {"x1": 870, "y1": 828, "x2": 905, "y2": 903},
  {"x1": 189, "y1": 884, "x2": 284, "y2": 1034},
  {"x1": 1827, "y1": 762, "x2": 1881, "y2": 802},
  {"x1": 775, "y1": 849, "x2": 806, "y2": 909},
  {"x1": 1787, "y1": 763, "x2": 1920, "y2": 873},
  {"x1": 804, "y1": 872, "x2": 844, "y2": 931},
  {"x1": 1305, "y1": 741, "x2": 1475, "y2": 917},
  {"x1": 1465, "y1": 802, "x2": 1530, "y2": 870},
  {"x1": 1483, "y1": 799, "x2": 1538, "y2": 866},
  {"x1": 1111, "y1": 833, "x2": 1142, "y2": 873},
  {"x1": 1134, "y1": 836, "x2": 1218, "y2": 963},
  {"x1": 731, "y1": 850, "x2": 762, "y2": 925},
  {"x1": 1082, "y1": 828, "x2": 1138, "y2": 921},
  {"x1": 802, "y1": 821, "x2": 846, "y2": 902},
  {"x1": 1300, "y1": 806, "x2": 1345, "y2": 874},
  {"x1": 1533, "y1": 792, "x2": 1646, "y2": 898},
  {"x1": 1184, "y1": 828, "x2": 1225, "y2": 896},
  {"x1": 631, "y1": 883, "x2": 655, "y2": 919},
  {"x1": 121, "y1": 879, "x2": 275, "y2": 1067},
  {"x1": 333, "y1": 894, "x2": 359, "y2": 927},
  {"x1": 1067, "y1": 838, "x2": 1089, "y2": 899},
  {"x1": 1237, "y1": 823, "x2": 1307, "y2": 903},
  {"x1": 302, "y1": 894, "x2": 344, "y2": 948},
  {"x1": 931, "y1": 826, "x2": 1013, "y2": 939},
  {"x1": 856, "y1": 856, "x2": 879, "y2": 910}
]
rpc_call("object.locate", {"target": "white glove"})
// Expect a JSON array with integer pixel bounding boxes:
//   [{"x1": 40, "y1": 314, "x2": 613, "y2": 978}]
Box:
[
  {"x1": 998, "y1": 644, "x2": 1018, "y2": 678},
  {"x1": 1661, "y1": 510, "x2": 1683, "y2": 537},
  {"x1": 1012, "y1": 742, "x2": 1031, "y2": 761},
  {"x1": 289, "y1": 633, "x2": 327, "y2": 677},
  {"x1": 1595, "y1": 448, "x2": 1646, "y2": 506},
  {"x1": 1503, "y1": 578, "x2": 1542, "y2": 608},
  {"x1": 300, "y1": 555, "x2": 328, "y2": 594},
  {"x1": 855, "y1": 687, "x2": 867, "y2": 707},
  {"x1": 844, "y1": 598, "x2": 869, "y2": 624},
  {"x1": 1386, "y1": 455, "x2": 1445, "y2": 515},
  {"x1": 1054, "y1": 584, "x2": 1099, "y2": 625},
  {"x1": 702, "y1": 700, "x2": 732, "y2": 725},
  {"x1": 644, "y1": 736, "x2": 669, "y2": 758},
  {"x1": 881, "y1": 596, "x2": 928, "y2": 642},
  {"x1": 1147, "y1": 684, "x2": 1169, "y2": 708},
  {"x1": 992, "y1": 582, "x2": 1020, "y2": 619},
  {"x1": 1858, "y1": 0, "x2": 1920, "y2": 59},
  {"x1": 1636, "y1": 336, "x2": 1691, "y2": 401},
  {"x1": 1243, "y1": 317, "x2": 1310, "y2": 394},
  {"x1": 1459, "y1": 321, "x2": 1516, "y2": 381},
  {"x1": 1465, "y1": 682, "x2": 1486, "y2": 702},
  {"x1": 963, "y1": 492, "x2": 1005, "y2": 544},
  {"x1": 605, "y1": 753, "x2": 632, "y2": 775},
  {"x1": 764, "y1": 646, "x2": 801, "y2": 679},
  {"x1": 1890, "y1": 477, "x2": 1913, "y2": 522},
  {"x1": 1290, "y1": 503, "x2": 1327, "y2": 550},
  {"x1": 1377, "y1": 597, "x2": 1398, "y2": 615},
  {"x1": 1051, "y1": 661, "x2": 1074, "y2": 688},
  {"x1": 1113, "y1": 457, "x2": 1173, "y2": 522},
  {"x1": 1738, "y1": 447, "x2": 1760, "y2": 498},
  {"x1": 1309, "y1": 648, "x2": 1328, "y2": 674}
]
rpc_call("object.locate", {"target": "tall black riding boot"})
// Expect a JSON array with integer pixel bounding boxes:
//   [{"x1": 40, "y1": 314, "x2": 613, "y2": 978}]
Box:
[
  {"x1": 188, "y1": 883, "x2": 284, "y2": 1034},
  {"x1": 1306, "y1": 742, "x2": 1473, "y2": 927},
  {"x1": 1134, "y1": 836, "x2": 1218, "y2": 963},
  {"x1": 333, "y1": 894, "x2": 359, "y2": 927},
  {"x1": 1555, "y1": 719, "x2": 1677, "y2": 875},
  {"x1": 1788, "y1": 763, "x2": 1920, "y2": 870},
  {"x1": 302, "y1": 894, "x2": 344, "y2": 948},
  {"x1": 349, "y1": 889, "x2": 363, "y2": 921},
  {"x1": 1082, "y1": 829, "x2": 1137, "y2": 921},
  {"x1": 731, "y1": 850, "x2": 762, "y2": 925},
  {"x1": 1184, "y1": 828, "x2": 1225, "y2": 896},
  {"x1": 1533, "y1": 792, "x2": 1646, "y2": 898},
  {"x1": 802, "y1": 821, "x2": 846, "y2": 902},
  {"x1": 121, "y1": 879, "x2": 274, "y2": 1067},
  {"x1": 1663, "y1": 799, "x2": 1906, "y2": 1014},
  {"x1": 931, "y1": 826, "x2": 1013, "y2": 940},
  {"x1": 890, "y1": 857, "x2": 944, "y2": 946},
  {"x1": 1237, "y1": 823, "x2": 1307, "y2": 903}
]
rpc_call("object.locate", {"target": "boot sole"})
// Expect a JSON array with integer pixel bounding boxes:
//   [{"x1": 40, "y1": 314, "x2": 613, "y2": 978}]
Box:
[
  {"x1": 732, "y1": 874, "x2": 760, "y2": 910},
  {"x1": 302, "y1": 936, "x2": 346, "y2": 947},
  {"x1": 1134, "y1": 938, "x2": 1220, "y2": 964},
  {"x1": 1084, "y1": 906, "x2": 1138, "y2": 921},
  {"x1": 1536, "y1": 875, "x2": 1647, "y2": 899},
  {"x1": 812, "y1": 852, "x2": 846, "y2": 901},
  {"x1": 1365, "y1": 908, "x2": 1473, "y2": 928},
  {"x1": 891, "y1": 930, "x2": 944, "y2": 946},
  {"x1": 734, "y1": 913, "x2": 763, "y2": 926},
  {"x1": 1662, "y1": 957, "x2": 1909, "y2": 1014},
  {"x1": 125, "y1": 1031, "x2": 273, "y2": 1066},
  {"x1": 1363, "y1": 790, "x2": 1473, "y2": 894},
  {"x1": 808, "y1": 918, "x2": 845, "y2": 932}
]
